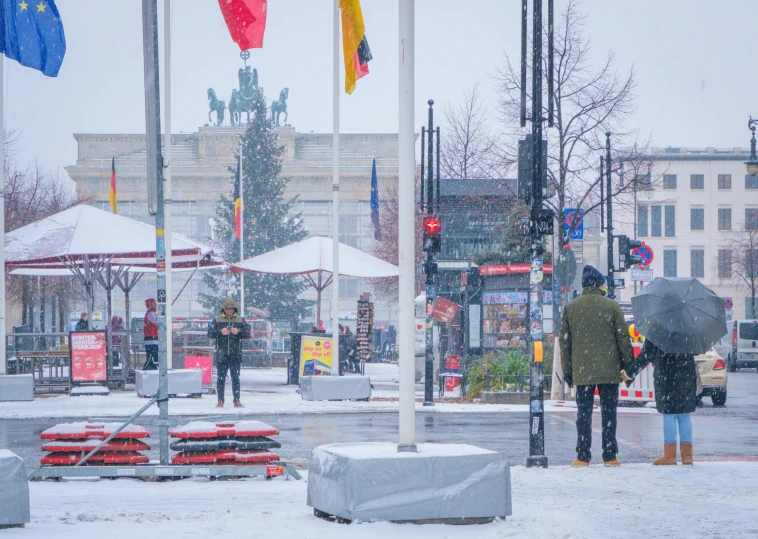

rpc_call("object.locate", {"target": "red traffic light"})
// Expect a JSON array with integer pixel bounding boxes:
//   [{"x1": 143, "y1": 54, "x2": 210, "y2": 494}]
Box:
[{"x1": 423, "y1": 217, "x2": 441, "y2": 234}]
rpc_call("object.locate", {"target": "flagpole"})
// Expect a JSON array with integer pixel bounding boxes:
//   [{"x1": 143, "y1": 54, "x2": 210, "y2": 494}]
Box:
[
  {"x1": 398, "y1": 0, "x2": 416, "y2": 451},
  {"x1": 331, "y1": 0, "x2": 340, "y2": 366},
  {"x1": 0, "y1": 53, "x2": 6, "y2": 376},
  {"x1": 239, "y1": 141, "x2": 245, "y2": 316},
  {"x1": 163, "y1": 0, "x2": 173, "y2": 370}
]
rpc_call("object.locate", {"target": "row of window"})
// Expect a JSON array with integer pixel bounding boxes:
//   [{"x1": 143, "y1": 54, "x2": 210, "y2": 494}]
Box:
[
  {"x1": 662, "y1": 248, "x2": 749, "y2": 280},
  {"x1": 638, "y1": 206, "x2": 758, "y2": 236},
  {"x1": 661, "y1": 174, "x2": 758, "y2": 190}
]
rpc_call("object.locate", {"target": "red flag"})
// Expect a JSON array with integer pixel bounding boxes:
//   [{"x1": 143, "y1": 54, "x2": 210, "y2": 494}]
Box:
[{"x1": 218, "y1": 0, "x2": 267, "y2": 50}]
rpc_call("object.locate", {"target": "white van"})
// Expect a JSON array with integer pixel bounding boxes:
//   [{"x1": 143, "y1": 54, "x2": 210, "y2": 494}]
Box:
[{"x1": 726, "y1": 319, "x2": 758, "y2": 372}]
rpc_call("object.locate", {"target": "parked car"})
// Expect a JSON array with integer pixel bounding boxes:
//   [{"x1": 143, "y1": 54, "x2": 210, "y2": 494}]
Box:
[
  {"x1": 725, "y1": 319, "x2": 758, "y2": 372},
  {"x1": 696, "y1": 347, "x2": 728, "y2": 406}
]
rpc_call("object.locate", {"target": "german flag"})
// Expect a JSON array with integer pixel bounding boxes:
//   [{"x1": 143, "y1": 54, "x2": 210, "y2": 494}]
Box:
[
  {"x1": 340, "y1": 0, "x2": 372, "y2": 95},
  {"x1": 234, "y1": 154, "x2": 243, "y2": 239},
  {"x1": 109, "y1": 157, "x2": 117, "y2": 214}
]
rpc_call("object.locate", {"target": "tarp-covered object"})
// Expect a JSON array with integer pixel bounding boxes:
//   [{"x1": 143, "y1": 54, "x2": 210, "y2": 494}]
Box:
[{"x1": 0, "y1": 450, "x2": 31, "y2": 526}]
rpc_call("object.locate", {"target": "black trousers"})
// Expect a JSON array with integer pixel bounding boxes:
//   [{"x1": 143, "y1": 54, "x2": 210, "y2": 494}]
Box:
[
  {"x1": 575, "y1": 383, "x2": 619, "y2": 463},
  {"x1": 142, "y1": 344, "x2": 158, "y2": 370},
  {"x1": 216, "y1": 355, "x2": 241, "y2": 403}
]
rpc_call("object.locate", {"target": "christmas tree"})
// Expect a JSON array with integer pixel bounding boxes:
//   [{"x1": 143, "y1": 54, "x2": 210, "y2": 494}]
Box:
[{"x1": 199, "y1": 91, "x2": 310, "y2": 320}]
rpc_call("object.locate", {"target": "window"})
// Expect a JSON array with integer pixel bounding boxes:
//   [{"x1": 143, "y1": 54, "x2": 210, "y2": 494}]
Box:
[
  {"x1": 746, "y1": 174, "x2": 758, "y2": 189},
  {"x1": 718, "y1": 250, "x2": 732, "y2": 278},
  {"x1": 664, "y1": 205, "x2": 676, "y2": 236},
  {"x1": 690, "y1": 249, "x2": 704, "y2": 278},
  {"x1": 717, "y1": 174, "x2": 731, "y2": 189},
  {"x1": 718, "y1": 208, "x2": 732, "y2": 231},
  {"x1": 651, "y1": 205, "x2": 662, "y2": 237},
  {"x1": 637, "y1": 205, "x2": 648, "y2": 237},
  {"x1": 663, "y1": 174, "x2": 677, "y2": 189},
  {"x1": 690, "y1": 174, "x2": 704, "y2": 189},
  {"x1": 636, "y1": 173, "x2": 652, "y2": 191},
  {"x1": 664, "y1": 250, "x2": 677, "y2": 277},
  {"x1": 747, "y1": 208, "x2": 758, "y2": 231},
  {"x1": 690, "y1": 208, "x2": 704, "y2": 231}
]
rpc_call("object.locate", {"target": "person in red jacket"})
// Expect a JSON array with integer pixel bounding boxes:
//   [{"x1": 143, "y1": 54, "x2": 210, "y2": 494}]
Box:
[{"x1": 143, "y1": 298, "x2": 159, "y2": 370}]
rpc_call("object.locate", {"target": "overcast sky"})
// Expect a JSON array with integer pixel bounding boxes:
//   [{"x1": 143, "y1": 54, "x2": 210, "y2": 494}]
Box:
[{"x1": 6, "y1": 0, "x2": 758, "y2": 174}]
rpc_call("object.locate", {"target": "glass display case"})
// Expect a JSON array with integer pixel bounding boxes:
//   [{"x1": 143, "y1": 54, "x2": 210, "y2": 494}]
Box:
[{"x1": 481, "y1": 291, "x2": 528, "y2": 349}]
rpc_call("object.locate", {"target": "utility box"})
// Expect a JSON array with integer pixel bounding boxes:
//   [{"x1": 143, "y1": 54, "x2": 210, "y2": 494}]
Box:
[{"x1": 0, "y1": 450, "x2": 31, "y2": 527}]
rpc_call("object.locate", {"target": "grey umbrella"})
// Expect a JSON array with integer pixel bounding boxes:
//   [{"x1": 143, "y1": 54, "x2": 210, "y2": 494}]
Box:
[{"x1": 631, "y1": 277, "x2": 727, "y2": 355}]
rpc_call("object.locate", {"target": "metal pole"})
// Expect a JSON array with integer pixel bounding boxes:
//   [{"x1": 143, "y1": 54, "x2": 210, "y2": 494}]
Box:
[
  {"x1": 606, "y1": 132, "x2": 615, "y2": 300},
  {"x1": 331, "y1": 0, "x2": 340, "y2": 364},
  {"x1": 0, "y1": 53, "x2": 6, "y2": 375},
  {"x1": 142, "y1": 0, "x2": 169, "y2": 465},
  {"x1": 526, "y1": 0, "x2": 548, "y2": 469},
  {"x1": 239, "y1": 140, "x2": 245, "y2": 316},
  {"x1": 419, "y1": 127, "x2": 425, "y2": 210},
  {"x1": 163, "y1": 0, "x2": 173, "y2": 370},
  {"x1": 424, "y1": 100, "x2": 435, "y2": 407},
  {"x1": 398, "y1": 0, "x2": 416, "y2": 452},
  {"x1": 519, "y1": 0, "x2": 527, "y2": 128}
]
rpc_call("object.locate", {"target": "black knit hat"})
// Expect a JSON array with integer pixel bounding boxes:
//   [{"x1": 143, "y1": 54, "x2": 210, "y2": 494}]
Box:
[{"x1": 582, "y1": 265, "x2": 606, "y2": 288}]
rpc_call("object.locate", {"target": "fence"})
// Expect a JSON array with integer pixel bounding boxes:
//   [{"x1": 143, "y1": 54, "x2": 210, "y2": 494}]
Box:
[{"x1": 485, "y1": 373, "x2": 551, "y2": 393}]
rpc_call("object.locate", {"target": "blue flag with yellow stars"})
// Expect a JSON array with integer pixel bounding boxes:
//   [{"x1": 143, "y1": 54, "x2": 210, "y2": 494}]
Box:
[{"x1": 0, "y1": 0, "x2": 66, "y2": 77}]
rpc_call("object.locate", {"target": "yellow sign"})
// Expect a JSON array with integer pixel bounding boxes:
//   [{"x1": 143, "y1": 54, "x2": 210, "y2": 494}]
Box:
[
  {"x1": 299, "y1": 336, "x2": 334, "y2": 376},
  {"x1": 533, "y1": 341, "x2": 544, "y2": 363}
]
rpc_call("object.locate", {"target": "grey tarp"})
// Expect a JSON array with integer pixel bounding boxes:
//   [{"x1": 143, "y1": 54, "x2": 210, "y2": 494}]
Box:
[{"x1": 0, "y1": 450, "x2": 30, "y2": 526}]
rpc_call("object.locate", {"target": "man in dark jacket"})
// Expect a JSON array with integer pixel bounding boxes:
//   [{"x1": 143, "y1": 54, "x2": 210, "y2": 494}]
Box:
[
  {"x1": 75, "y1": 312, "x2": 89, "y2": 331},
  {"x1": 208, "y1": 297, "x2": 250, "y2": 408},
  {"x1": 560, "y1": 265, "x2": 635, "y2": 467}
]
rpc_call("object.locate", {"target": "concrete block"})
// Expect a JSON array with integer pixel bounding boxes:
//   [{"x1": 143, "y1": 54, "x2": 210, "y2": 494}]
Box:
[
  {"x1": 307, "y1": 442, "x2": 511, "y2": 523},
  {"x1": 300, "y1": 375, "x2": 371, "y2": 401},
  {"x1": 0, "y1": 450, "x2": 31, "y2": 527},
  {"x1": 0, "y1": 374, "x2": 34, "y2": 402},
  {"x1": 481, "y1": 391, "x2": 551, "y2": 405},
  {"x1": 135, "y1": 369, "x2": 202, "y2": 398}
]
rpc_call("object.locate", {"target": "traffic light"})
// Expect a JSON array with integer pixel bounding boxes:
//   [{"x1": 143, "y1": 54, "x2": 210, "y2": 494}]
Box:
[
  {"x1": 618, "y1": 235, "x2": 644, "y2": 271},
  {"x1": 422, "y1": 216, "x2": 441, "y2": 254}
]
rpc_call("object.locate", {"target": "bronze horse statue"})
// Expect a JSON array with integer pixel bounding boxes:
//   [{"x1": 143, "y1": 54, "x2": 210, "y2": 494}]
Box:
[
  {"x1": 229, "y1": 89, "x2": 241, "y2": 127},
  {"x1": 207, "y1": 88, "x2": 225, "y2": 126},
  {"x1": 271, "y1": 88, "x2": 289, "y2": 126}
]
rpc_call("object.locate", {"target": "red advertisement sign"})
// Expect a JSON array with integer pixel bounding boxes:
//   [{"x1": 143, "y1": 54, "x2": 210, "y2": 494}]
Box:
[
  {"x1": 185, "y1": 356, "x2": 214, "y2": 385},
  {"x1": 70, "y1": 331, "x2": 108, "y2": 382},
  {"x1": 433, "y1": 297, "x2": 460, "y2": 324},
  {"x1": 479, "y1": 264, "x2": 553, "y2": 276}
]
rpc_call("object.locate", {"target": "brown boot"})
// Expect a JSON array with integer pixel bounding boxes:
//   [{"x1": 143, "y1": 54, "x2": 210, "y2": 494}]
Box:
[
  {"x1": 233, "y1": 401, "x2": 244, "y2": 408},
  {"x1": 680, "y1": 443, "x2": 693, "y2": 465},
  {"x1": 653, "y1": 444, "x2": 677, "y2": 465},
  {"x1": 216, "y1": 401, "x2": 224, "y2": 408}
]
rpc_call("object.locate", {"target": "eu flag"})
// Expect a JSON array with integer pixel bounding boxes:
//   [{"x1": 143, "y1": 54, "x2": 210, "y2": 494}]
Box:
[
  {"x1": 0, "y1": 0, "x2": 66, "y2": 77},
  {"x1": 370, "y1": 157, "x2": 381, "y2": 241}
]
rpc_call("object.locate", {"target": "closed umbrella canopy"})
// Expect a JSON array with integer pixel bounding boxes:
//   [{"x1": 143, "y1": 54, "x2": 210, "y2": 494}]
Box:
[{"x1": 632, "y1": 277, "x2": 727, "y2": 355}]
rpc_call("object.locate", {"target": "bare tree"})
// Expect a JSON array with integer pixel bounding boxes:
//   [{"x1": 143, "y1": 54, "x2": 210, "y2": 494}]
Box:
[
  {"x1": 440, "y1": 82, "x2": 508, "y2": 179},
  {"x1": 494, "y1": 0, "x2": 650, "y2": 249},
  {"x1": 719, "y1": 228, "x2": 758, "y2": 319}
]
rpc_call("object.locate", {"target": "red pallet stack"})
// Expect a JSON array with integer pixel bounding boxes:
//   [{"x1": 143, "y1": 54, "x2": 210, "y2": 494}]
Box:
[
  {"x1": 40, "y1": 422, "x2": 151, "y2": 466},
  {"x1": 169, "y1": 421, "x2": 283, "y2": 475}
]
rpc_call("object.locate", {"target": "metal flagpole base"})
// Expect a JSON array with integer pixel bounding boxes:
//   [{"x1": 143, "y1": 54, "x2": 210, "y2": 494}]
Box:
[{"x1": 526, "y1": 455, "x2": 548, "y2": 468}]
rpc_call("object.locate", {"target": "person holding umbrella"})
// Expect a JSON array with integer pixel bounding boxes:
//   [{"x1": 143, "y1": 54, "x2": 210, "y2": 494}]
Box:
[{"x1": 624, "y1": 277, "x2": 728, "y2": 466}]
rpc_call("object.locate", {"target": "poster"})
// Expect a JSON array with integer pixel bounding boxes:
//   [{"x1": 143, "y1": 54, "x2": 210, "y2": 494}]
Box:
[
  {"x1": 70, "y1": 331, "x2": 108, "y2": 383},
  {"x1": 432, "y1": 297, "x2": 459, "y2": 324},
  {"x1": 184, "y1": 356, "x2": 213, "y2": 385},
  {"x1": 299, "y1": 336, "x2": 334, "y2": 376}
]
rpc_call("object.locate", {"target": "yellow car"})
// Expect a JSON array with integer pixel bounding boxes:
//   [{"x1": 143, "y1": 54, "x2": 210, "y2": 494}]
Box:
[{"x1": 696, "y1": 348, "x2": 728, "y2": 406}]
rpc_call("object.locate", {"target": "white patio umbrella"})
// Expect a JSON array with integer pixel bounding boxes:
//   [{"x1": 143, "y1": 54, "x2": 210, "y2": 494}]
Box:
[{"x1": 230, "y1": 236, "x2": 398, "y2": 324}]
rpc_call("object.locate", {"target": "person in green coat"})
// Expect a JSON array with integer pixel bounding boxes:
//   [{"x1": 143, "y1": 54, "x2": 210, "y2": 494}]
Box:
[{"x1": 560, "y1": 265, "x2": 635, "y2": 468}]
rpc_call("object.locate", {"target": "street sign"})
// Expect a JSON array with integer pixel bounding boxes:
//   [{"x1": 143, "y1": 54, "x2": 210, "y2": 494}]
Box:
[
  {"x1": 563, "y1": 208, "x2": 584, "y2": 240},
  {"x1": 575, "y1": 253, "x2": 583, "y2": 264},
  {"x1": 724, "y1": 297, "x2": 734, "y2": 310},
  {"x1": 631, "y1": 267, "x2": 654, "y2": 281},
  {"x1": 569, "y1": 240, "x2": 583, "y2": 252},
  {"x1": 632, "y1": 244, "x2": 654, "y2": 267},
  {"x1": 530, "y1": 208, "x2": 555, "y2": 235}
]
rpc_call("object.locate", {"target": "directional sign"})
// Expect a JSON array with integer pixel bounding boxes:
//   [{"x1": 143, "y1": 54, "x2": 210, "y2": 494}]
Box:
[
  {"x1": 632, "y1": 244, "x2": 654, "y2": 267},
  {"x1": 631, "y1": 267, "x2": 653, "y2": 282},
  {"x1": 563, "y1": 208, "x2": 584, "y2": 240}
]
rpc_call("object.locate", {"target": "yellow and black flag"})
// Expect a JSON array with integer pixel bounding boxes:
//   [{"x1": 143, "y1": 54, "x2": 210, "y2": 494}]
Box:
[
  {"x1": 234, "y1": 155, "x2": 243, "y2": 239},
  {"x1": 340, "y1": 0, "x2": 372, "y2": 94}
]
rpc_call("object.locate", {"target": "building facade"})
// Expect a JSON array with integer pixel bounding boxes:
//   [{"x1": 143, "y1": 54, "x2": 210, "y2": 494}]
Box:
[
  {"x1": 65, "y1": 127, "x2": 399, "y2": 324},
  {"x1": 613, "y1": 146, "x2": 758, "y2": 319}
]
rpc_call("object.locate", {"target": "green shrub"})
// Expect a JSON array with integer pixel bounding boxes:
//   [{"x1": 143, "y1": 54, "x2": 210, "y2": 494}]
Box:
[{"x1": 467, "y1": 350, "x2": 529, "y2": 398}]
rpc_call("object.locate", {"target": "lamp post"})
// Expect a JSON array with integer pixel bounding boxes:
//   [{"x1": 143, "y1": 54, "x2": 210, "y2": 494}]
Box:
[{"x1": 746, "y1": 117, "x2": 758, "y2": 176}]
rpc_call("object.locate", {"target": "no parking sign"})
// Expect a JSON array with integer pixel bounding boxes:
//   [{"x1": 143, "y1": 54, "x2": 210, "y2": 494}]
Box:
[{"x1": 632, "y1": 244, "x2": 654, "y2": 267}]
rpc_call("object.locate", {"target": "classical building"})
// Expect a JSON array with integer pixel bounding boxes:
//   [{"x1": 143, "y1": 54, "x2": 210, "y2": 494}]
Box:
[
  {"x1": 65, "y1": 126, "x2": 400, "y2": 324},
  {"x1": 613, "y1": 146, "x2": 758, "y2": 319}
]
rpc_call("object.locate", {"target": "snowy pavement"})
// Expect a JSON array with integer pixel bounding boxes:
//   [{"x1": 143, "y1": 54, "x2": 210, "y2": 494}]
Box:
[
  {"x1": 0, "y1": 364, "x2": 656, "y2": 419},
  {"x1": 8, "y1": 462, "x2": 757, "y2": 538}
]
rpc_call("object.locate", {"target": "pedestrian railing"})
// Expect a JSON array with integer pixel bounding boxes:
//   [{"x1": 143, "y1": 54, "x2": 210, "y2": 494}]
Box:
[{"x1": 485, "y1": 373, "x2": 551, "y2": 393}]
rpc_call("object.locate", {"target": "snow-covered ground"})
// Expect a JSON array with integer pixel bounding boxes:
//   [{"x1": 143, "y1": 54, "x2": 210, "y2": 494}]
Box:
[
  {"x1": 0, "y1": 364, "x2": 656, "y2": 419},
  {"x1": 9, "y1": 461, "x2": 756, "y2": 538}
]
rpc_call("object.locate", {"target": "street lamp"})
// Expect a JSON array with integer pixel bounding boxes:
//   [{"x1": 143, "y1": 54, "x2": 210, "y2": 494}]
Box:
[{"x1": 746, "y1": 117, "x2": 758, "y2": 176}]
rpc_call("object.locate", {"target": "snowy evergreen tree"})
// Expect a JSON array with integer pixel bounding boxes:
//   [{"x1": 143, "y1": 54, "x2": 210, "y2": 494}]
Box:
[{"x1": 199, "y1": 92, "x2": 310, "y2": 320}]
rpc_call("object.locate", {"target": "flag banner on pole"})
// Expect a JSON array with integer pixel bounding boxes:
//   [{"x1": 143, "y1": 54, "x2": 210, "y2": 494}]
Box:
[
  {"x1": 339, "y1": 0, "x2": 372, "y2": 94},
  {"x1": 217, "y1": 0, "x2": 267, "y2": 51},
  {"x1": 370, "y1": 157, "x2": 381, "y2": 240},
  {"x1": 234, "y1": 154, "x2": 243, "y2": 239},
  {"x1": 0, "y1": 0, "x2": 65, "y2": 77},
  {"x1": 109, "y1": 157, "x2": 117, "y2": 214}
]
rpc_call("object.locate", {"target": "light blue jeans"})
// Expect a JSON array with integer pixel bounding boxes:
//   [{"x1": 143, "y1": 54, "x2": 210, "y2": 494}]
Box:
[{"x1": 663, "y1": 413, "x2": 692, "y2": 445}]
